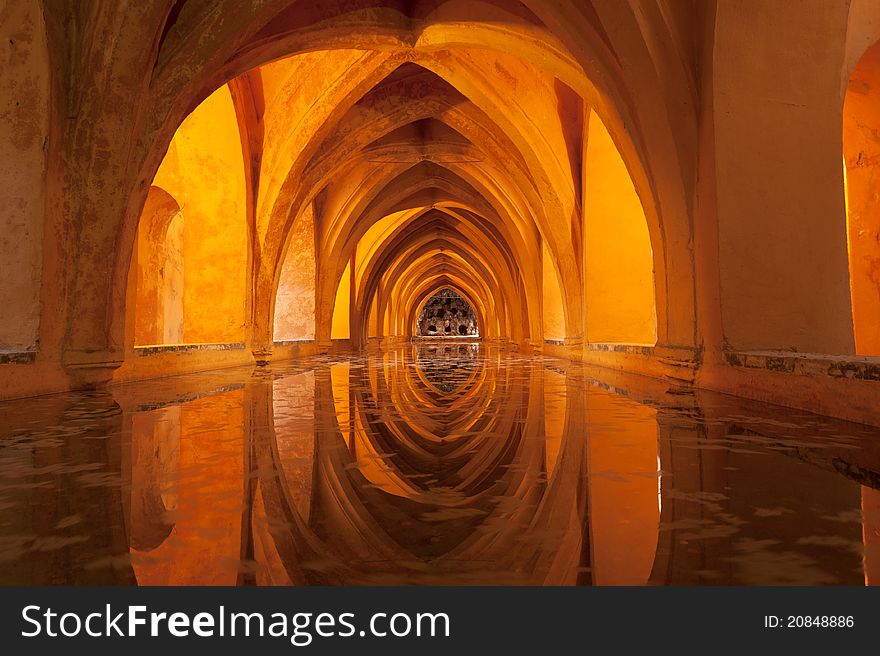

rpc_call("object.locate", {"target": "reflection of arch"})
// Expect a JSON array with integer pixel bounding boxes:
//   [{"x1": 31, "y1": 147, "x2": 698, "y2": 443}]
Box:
[
  {"x1": 129, "y1": 407, "x2": 179, "y2": 551},
  {"x1": 412, "y1": 342, "x2": 481, "y2": 394},
  {"x1": 273, "y1": 204, "x2": 316, "y2": 341},
  {"x1": 132, "y1": 186, "x2": 185, "y2": 346},
  {"x1": 844, "y1": 38, "x2": 880, "y2": 355},
  {"x1": 349, "y1": 204, "x2": 526, "y2": 344},
  {"x1": 0, "y1": 0, "x2": 49, "y2": 352},
  {"x1": 255, "y1": 346, "x2": 596, "y2": 584}
]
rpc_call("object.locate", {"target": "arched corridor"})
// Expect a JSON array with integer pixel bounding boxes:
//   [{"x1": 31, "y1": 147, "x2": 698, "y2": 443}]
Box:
[
  {"x1": 415, "y1": 288, "x2": 479, "y2": 338},
  {"x1": 2, "y1": 0, "x2": 880, "y2": 586}
]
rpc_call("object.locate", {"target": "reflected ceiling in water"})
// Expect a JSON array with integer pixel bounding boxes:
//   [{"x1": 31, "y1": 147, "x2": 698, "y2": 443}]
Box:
[{"x1": 0, "y1": 344, "x2": 879, "y2": 585}]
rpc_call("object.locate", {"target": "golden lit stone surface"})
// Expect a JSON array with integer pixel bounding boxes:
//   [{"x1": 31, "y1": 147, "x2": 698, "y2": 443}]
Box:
[{"x1": 3, "y1": 1, "x2": 880, "y2": 592}]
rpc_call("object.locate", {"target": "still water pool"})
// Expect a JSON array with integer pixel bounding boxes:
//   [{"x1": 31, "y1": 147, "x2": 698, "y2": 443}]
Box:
[{"x1": 1, "y1": 343, "x2": 878, "y2": 585}]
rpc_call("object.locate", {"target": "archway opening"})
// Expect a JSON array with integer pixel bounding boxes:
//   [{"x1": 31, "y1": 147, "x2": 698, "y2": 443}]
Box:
[
  {"x1": 274, "y1": 204, "x2": 317, "y2": 342},
  {"x1": 133, "y1": 189, "x2": 185, "y2": 347},
  {"x1": 128, "y1": 85, "x2": 248, "y2": 349},
  {"x1": 844, "y1": 39, "x2": 880, "y2": 356},
  {"x1": 415, "y1": 288, "x2": 479, "y2": 338}
]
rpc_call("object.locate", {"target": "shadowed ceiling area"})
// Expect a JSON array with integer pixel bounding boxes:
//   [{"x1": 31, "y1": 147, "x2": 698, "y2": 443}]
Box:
[
  {"x1": 415, "y1": 288, "x2": 479, "y2": 338},
  {"x1": 123, "y1": 0, "x2": 662, "y2": 363}
]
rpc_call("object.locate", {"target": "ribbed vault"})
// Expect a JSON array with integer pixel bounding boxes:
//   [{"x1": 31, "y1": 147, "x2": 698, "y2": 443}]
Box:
[
  {"x1": 5, "y1": 0, "x2": 880, "y2": 430},
  {"x1": 54, "y1": 0, "x2": 694, "y2": 381}
]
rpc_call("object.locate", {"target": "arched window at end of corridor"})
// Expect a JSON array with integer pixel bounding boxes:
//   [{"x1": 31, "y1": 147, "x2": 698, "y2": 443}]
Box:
[{"x1": 844, "y1": 39, "x2": 880, "y2": 356}]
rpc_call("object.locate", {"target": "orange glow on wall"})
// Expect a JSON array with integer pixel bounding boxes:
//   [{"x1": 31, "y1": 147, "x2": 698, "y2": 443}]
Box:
[
  {"x1": 542, "y1": 240, "x2": 566, "y2": 341},
  {"x1": 129, "y1": 391, "x2": 245, "y2": 585},
  {"x1": 584, "y1": 111, "x2": 657, "y2": 345},
  {"x1": 275, "y1": 204, "x2": 316, "y2": 341},
  {"x1": 0, "y1": 0, "x2": 47, "y2": 351},
  {"x1": 331, "y1": 260, "x2": 352, "y2": 340}
]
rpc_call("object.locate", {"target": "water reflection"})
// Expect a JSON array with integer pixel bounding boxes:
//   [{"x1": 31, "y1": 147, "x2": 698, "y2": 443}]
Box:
[
  {"x1": 413, "y1": 342, "x2": 479, "y2": 393},
  {"x1": 1, "y1": 344, "x2": 879, "y2": 584}
]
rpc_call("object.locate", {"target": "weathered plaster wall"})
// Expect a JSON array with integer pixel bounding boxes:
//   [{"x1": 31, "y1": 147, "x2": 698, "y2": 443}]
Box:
[
  {"x1": 133, "y1": 188, "x2": 182, "y2": 346},
  {"x1": 256, "y1": 50, "x2": 373, "y2": 244},
  {"x1": 415, "y1": 288, "x2": 478, "y2": 337},
  {"x1": 331, "y1": 260, "x2": 352, "y2": 340},
  {"x1": 542, "y1": 240, "x2": 566, "y2": 341},
  {"x1": 162, "y1": 213, "x2": 185, "y2": 344},
  {"x1": 151, "y1": 85, "x2": 247, "y2": 345},
  {"x1": 844, "y1": 0, "x2": 880, "y2": 88},
  {"x1": 133, "y1": 201, "x2": 185, "y2": 347},
  {"x1": 0, "y1": 0, "x2": 47, "y2": 350}
]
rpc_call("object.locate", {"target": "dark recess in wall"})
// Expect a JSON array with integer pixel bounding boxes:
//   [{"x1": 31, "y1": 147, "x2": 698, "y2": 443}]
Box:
[{"x1": 416, "y1": 288, "x2": 478, "y2": 337}]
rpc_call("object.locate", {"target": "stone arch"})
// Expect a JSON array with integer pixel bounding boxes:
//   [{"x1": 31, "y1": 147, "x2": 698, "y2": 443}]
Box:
[
  {"x1": 310, "y1": 159, "x2": 539, "y2": 344},
  {"x1": 56, "y1": 0, "x2": 700, "y2": 381},
  {"x1": 844, "y1": 33, "x2": 880, "y2": 355},
  {"x1": 246, "y1": 32, "x2": 688, "y2": 352},
  {"x1": 126, "y1": 84, "x2": 249, "y2": 349},
  {"x1": 129, "y1": 186, "x2": 185, "y2": 347},
  {"x1": 374, "y1": 245, "x2": 506, "y2": 341},
  {"x1": 273, "y1": 203, "x2": 316, "y2": 342}
]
